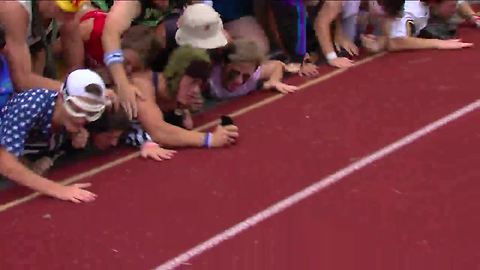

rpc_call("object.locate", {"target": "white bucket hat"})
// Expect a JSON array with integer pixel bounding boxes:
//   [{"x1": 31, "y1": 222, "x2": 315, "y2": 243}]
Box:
[{"x1": 175, "y1": 3, "x2": 228, "y2": 49}]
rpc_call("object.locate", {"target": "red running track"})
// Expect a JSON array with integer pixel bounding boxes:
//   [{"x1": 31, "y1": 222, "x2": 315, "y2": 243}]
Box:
[{"x1": 0, "y1": 28, "x2": 479, "y2": 269}]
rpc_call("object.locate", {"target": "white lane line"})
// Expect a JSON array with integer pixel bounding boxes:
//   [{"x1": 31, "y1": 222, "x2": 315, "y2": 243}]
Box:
[{"x1": 155, "y1": 99, "x2": 480, "y2": 270}]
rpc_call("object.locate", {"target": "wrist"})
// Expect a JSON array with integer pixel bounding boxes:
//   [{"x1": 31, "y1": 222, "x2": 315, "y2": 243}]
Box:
[
  {"x1": 141, "y1": 141, "x2": 159, "y2": 151},
  {"x1": 104, "y1": 50, "x2": 124, "y2": 67},
  {"x1": 325, "y1": 51, "x2": 338, "y2": 62},
  {"x1": 203, "y1": 132, "x2": 213, "y2": 148}
]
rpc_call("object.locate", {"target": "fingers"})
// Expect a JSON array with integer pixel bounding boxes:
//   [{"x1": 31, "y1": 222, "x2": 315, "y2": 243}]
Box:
[
  {"x1": 223, "y1": 125, "x2": 239, "y2": 133},
  {"x1": 131, "y1": 100, "x2": 138, "y2": 119},
  {"x1": 150, "y1": 153, "x2": 164, "y2": 162},
  {"x1": 121, "y1": 102, "x2": 133, "y2": 120},
  {"x1": 73, "y1": 182, "x2": 92, "y2": 189}
]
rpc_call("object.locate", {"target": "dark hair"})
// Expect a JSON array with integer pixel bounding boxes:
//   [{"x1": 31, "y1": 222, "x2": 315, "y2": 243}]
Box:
[
  {"x1": 0, "y1": 23, "x2": 5, "y2": 49},
  {"x1": 121, "y1": 25, "x2": 163, "y2": 67},
  {"x1": 86, "y1": 107, "x2": 131, "y2": 133},
  {"x1": 378, "y1": 0, "x2": 405, "y2": 17}
]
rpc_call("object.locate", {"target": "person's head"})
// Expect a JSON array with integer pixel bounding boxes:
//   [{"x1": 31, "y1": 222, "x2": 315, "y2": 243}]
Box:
[
  {"x1": 377, "y1": 0, "x2": 405, "y2": 17},
  {"x1": 175, "y1": 3, "x2": 228, "y2": 49},
  {"x1": 163, "y1": 45, "x2": 211, "y2": 107},
  {"x1": 121, "y1": 25, "x2": 163, "y2": 75},
  {"x1": 38, "y1": 0, "x2": 87, "y2": 22},
  {"x1": 221, "y1": 39, "x2": 265, "y2": 91},
  {"x1": 153, "y1": 0, "x2": 170, "y2": 9},
  {"x1": 59, "y1": 69, "x2": 107, "y2": 133},
  {"x1": 86, "y1": 107, "x2": 131, "y2": 150},
  {"x1": 424, "y1": 0, "x2": 456, "y2": 18}
]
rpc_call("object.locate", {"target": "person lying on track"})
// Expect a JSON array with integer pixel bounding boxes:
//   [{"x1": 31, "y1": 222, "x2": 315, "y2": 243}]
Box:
[
  {"x1": 0, "y1": 69, "x2": 108, "y2": 203},
  {"x1": 208, "y1": 39, "x2": 298, "y2": 100},
  {"x1": 364, "y1": 0, "x2": 474, "y2": 52},
  {"x1": 124, "y1": 44, "x2": 239, "y2": 151}
]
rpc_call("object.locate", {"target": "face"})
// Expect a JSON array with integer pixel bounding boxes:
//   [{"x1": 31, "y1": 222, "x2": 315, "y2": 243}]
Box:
[
  {"x1": 176, "y1": 75, "x2": 204, "y2": 107},
  {"x1": 123, "y1": 49, "x2": 144, "y2": 75},
  {"x1": 222, "y1": 62, "x2": 257, "y2": 91},
  {"x1": 153, "y1": 0, "x2": 170, "y2": 9},
  {"x1": 62, "y1": 96, "x2": 105, "y2": 133},
  {"x1": 92, "y1": 130, "x2": 123, "y2": 150}
]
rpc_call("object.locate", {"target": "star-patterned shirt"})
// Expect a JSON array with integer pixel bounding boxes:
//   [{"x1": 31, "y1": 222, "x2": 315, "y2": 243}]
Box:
[{"x1": 0, "y1": 89, "x2": 58, "y2": 157}]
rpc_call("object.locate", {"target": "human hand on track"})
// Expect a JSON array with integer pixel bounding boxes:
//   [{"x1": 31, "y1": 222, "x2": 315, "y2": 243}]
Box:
[
  {"x1": 140, "y1": 142, "x2": 177, "y2": 161},
  {"x1": 264, "y1": 80, "x2": 299, "y2": 94},
  {"x1": 436, "y1": 39, "x2": 473, "y2": 50},
  {"x1": 328, "y1": 57, "x2": 355, "y2": 68},
  {"x1": 299, "y1": 63, "x2": 319, "y2": 77},
  {"x1": 49, "y1": 183, "x2": 97, "y2": 203},
  {"x1": 211, "y1": 125, "x2": 239, "y2": 147}
]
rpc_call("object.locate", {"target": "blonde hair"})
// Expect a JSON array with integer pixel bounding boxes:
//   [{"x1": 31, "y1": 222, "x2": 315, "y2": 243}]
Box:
[{"x1": 226, "y1": 39, "x2": 266, "y2": 66}]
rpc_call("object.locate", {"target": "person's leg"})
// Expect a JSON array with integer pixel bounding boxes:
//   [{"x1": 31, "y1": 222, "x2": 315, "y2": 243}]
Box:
[
  {"x1": 270, "y1": 0, "x2": 307, "y2": 63},
  {"x1": 342, "y1": 14, "x2": 359, "y2": 42}
]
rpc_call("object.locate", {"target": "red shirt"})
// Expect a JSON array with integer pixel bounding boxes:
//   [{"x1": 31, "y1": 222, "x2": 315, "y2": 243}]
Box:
[{"x1": 80, "y1": 10, "x2": 107, "y2": 68}]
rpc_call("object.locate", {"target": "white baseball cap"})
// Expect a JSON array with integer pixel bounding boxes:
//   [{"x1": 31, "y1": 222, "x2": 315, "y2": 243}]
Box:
[
  {"x1": 63, "y1": 69, "x2": 106, "y2": 103},
  {"x1": 175, "y1": 3, "x2": 228, "y2": 49}
]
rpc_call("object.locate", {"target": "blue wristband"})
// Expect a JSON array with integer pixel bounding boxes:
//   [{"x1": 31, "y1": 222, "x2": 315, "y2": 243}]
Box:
[
  {"x1": 203, "y1": 132, "x2": 213, "y2": 148},
  {"x1": 103, "y1": 50, "x2": 124, "y2": 66}
]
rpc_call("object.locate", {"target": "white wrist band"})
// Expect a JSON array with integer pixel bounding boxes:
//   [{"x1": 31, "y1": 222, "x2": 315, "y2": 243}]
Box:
[{"x1": 326, "y1": 52, "x2": 338, "y2": 61}]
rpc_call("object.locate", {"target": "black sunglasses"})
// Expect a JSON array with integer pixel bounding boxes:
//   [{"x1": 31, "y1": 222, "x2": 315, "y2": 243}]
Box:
[{"x1": 227, "y1": 68, "x2": 252, "y2": 84}]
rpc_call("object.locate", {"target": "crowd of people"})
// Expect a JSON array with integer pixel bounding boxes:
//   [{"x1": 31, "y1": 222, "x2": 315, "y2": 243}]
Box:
[{"x1": 0, "y1": 0, "x2": 478, "y2": 203}]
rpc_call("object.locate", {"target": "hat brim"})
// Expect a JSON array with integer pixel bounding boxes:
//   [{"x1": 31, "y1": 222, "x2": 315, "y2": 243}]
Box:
[{"x1": 175, "y1": 29, "x2": 228, "y2": 50}]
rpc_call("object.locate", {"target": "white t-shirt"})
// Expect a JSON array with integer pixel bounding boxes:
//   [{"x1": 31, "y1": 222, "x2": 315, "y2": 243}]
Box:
[{"x1": 390, "y1": 0, "x2": 430, "y2": 38}]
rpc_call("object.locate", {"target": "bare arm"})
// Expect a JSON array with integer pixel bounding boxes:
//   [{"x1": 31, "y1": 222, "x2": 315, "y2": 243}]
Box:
[
  {"x1": 388, "y1": 36, "x2": 473, "y2": 51},
  {"x1": 388, "y1": 37, "x2": 440, "y2": 51},
  {"x1": 133, "y1": 78, "x2": 206, "y2": 148},
  {"x1": 0, "y1": 148, "x2": 95, "y2": 203},
  {"x1": 59, "y1": 18, "x2": 85, "y2": 73},
  {"x1": 0, "y1": 148, "x2": 61, "y2": 195},
  {"x1": 102, "y1": 1, "x2": 141, "y2": 88},
  {"x1": 315, "y1": 1, "x2": 343, "y2": 57},
  {"x1": 0, "y1": 2, "x2": 62, "y2": 91},
  {"x1": 260, "y1": 60, "x2": 299, "y2": 94},
  {"x1": 457, "y1": 1, "x2": 476, "y2": 19},
  {"x1": 260, "y1": 60, "x2": 285, "y2": 82}
]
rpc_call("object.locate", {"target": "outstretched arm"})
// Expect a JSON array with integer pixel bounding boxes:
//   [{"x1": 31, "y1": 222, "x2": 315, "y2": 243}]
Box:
[{"x1": 0, "y1": 148, "x2": 96, "y2": 203}]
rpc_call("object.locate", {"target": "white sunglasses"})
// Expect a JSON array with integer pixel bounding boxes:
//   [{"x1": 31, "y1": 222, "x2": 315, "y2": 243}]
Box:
[{"x1": 62, "y1": 85, "x2": 106, "y2": 122}]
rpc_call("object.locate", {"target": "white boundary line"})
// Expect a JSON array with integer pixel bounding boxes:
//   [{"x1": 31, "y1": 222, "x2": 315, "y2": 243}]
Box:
[{"x1": 155, "y1": 99, "x2": 480, "y2": 270}]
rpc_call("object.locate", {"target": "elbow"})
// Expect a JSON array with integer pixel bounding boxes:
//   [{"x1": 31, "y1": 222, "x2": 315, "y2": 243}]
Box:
[{"x1": 11, "y1": 69, "x2": 31, "y2": 92}]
